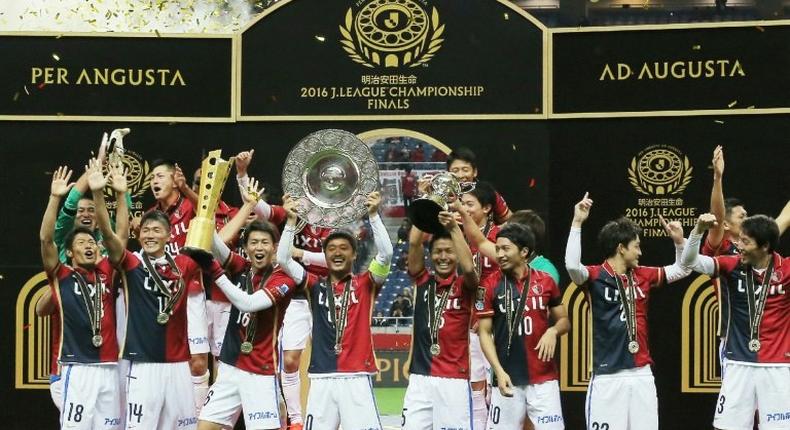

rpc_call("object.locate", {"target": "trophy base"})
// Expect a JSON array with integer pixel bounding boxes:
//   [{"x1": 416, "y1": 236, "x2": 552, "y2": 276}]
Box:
[
  {"x1": 409, "y1": 198, "x2": 446, "y2": 235},
  {"x1": 181, "y1": 246, "x2": 214, "y2": 267}
]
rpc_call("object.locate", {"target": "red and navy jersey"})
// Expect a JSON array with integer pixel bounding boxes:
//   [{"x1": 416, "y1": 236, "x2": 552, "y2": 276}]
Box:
[
  {"x1": 469, "y1": 224, "x2": 499, "y2": 281},
  {"x1": 305, "y1": 272, "x2": 379, "y2": 375},
  {"x1": 46, "y1": 261, "x2": 119, "y2": 365},
  {"x1": 219, "y1": 253, "x2": 296, "y2": 375},
  {"x1": 714, "y1": 253, "x2": 790, "y2": 365},
  {"x1": 269, "y1": 205, "x2": 331, "y2": 279},
  {"x1": 118, "y1": 250, "x2": 203, "y2": 363},
  {"x1": 408, "y1": 269, "x2": 474, "y2": 379},
  {"x1": 583, "y1": 262, "x2": 664, "y2": 375},
  {"x1": 479, "y1": 269, "x2": 560, "y2": 385},
  {"x1": 702, "y1": 236, "x2": 738, "y2": 338}
]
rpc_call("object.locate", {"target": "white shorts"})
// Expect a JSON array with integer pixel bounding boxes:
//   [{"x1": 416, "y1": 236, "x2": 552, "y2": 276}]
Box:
[
  {"x1": 280, "y1": 299, "x2": 311, "y2": 351},
  {"x1": 59, "y1": 363, "x2": 121, "y2": 430},
  {"x1": 402, "y1": 373, "x2": 472, "y2": 430},
  {"x1": 713, "y1": 362, "x2": 790, "y2": 430},
  {"x1": 206, "y1": 300, "x2": 231, "y2": 357},
  {"x1": 469, "y1": 331, "x2": 490, "y2": 383},
  {"x1": 51, "y1": 375, "x2": 64, "y2": 412},
  {"x1": 305, "y1": 375, "x2": 382, "y2": 430},
  {"x1": 187, "y1": 291, "x2": 210, "y2": 355},
  {"x1": 124, "y1": 361, "x2": 197, "y2": 430},
  {"x1": 488, "y1": 380, "x2": 564, "y2": 430},
  {"x1": 585, "y1": 365, "x2": 657, "y2": 430},
  {"x1": 199, "y1": 362, "x2": 281, "y2": 429}
]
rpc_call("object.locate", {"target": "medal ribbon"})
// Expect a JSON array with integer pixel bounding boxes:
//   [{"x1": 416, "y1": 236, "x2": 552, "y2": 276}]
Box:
[
  {"x1": 241, "y1": 267, "x2": 272, "y2": 347},
  {"x1": 745, "y1": 259, "x2": 773, "y2": 348},
  {"x1": 142, "y1": 253, "x2": 185, "y2": 320},
  {"x1": 326, "y1": 278, "x2": 353, "y2": 352},
  {"x1": 428, "y1": 279, "x2": 452, "y2": 351},
  {"x1": 613, "y1": 271, "x2": 638, "y2": 352},
  {"x1": 73, "y1": 270, "x2": 103, "y2": 344},
  {"x1": 505, "y1": 270, "x2": 531, "y2": 356}
]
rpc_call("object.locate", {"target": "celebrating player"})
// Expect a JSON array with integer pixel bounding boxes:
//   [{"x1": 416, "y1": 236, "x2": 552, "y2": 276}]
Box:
[
  {"x1": 478, "y1": 223, "x2": 569, "y2": 430},
  {"x1": 402, "y1": 210, "x2": 478, "y2": 429},
  {"x1": 196, "y1": 217, "x2": 298, "y2": 430},
  {"x1": 446, "y1": 147, "x2": 511, "y2": 223},
  {"x1": 564, "y1": 193, "x2": 690, "y2": 430},
  {"x1": 682, "y1": 213, "x2": 789, "y2": 430},
  {"x1": 40, "y1": 161, "x2": 128, "y2": 429},
  {"x1": 276, "y1": 191, "x2": 393, "y2": 430}
]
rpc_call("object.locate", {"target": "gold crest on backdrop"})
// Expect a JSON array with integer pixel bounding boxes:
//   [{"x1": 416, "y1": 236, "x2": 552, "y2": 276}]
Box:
[{"x1": 340, "y1": 0, "x2": 445, "y2": 68}]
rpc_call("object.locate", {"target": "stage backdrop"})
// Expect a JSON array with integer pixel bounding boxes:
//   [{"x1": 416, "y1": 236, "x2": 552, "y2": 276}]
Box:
[{"x1": 1, "y1": 1, "x2": 788, "y2": 429}]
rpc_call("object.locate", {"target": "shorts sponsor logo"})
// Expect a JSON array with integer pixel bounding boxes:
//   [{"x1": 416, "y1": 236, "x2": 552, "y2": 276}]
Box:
[
  {"x1": 766, "y1": 412, "x2": 790, "y2": 422},
  {"x1": 189, "y1": 337, "x2": 209, "y2": 345},
  {"x1": 104, "y1": 418, "x2": 121, "y2": 426},
  {"x1": 536, "y1": 414, "x2": 564, "y2": 424},
  {"x1": 177, "y1": 417, "x2": 198, "y2": 427},
  {"x1": 247, "y1": 411, "x2": 277, "y2": 421}
]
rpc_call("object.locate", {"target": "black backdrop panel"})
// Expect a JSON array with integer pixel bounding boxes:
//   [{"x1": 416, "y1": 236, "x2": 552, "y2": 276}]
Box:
[
  {"x1": 552, "y1": 25, "x2": 790, "y2": 113},
  {"x1": 0, "y1": 35, "x2": 233, "y2": 118},
  {"x1": 240, "y1": 0, "x2": 544, "y2": 116}
]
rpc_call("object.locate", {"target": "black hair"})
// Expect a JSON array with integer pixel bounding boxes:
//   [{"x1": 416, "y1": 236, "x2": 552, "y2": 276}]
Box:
[
  {"x1": 465, "y1": 180, "x2": 496, "y2": 211},
  {"x1": 64, "y1": 226, "x2": 97, "y2": 251},
  {"x1": 140, "y1": 210, "x2": 171, "y2": 230},
  {"x1": 446, "y1": 147, "x2": 478, "y2": 171},
  {"x1": 740, "y1": 215, "x2": 779, "y2": 253},
  {"x1": 496, "y1": 223, "x2": 535, "y2": 256},
  {"x1": 429, "y1": 230, "x2": 453, "y2": 251},
  {"x1": 243, "y1": 220, "x2": 280, "y2": 245},
  {"x1": 150, "y1": 159, "x2": 177, "y2": 171},
  {"x1": 509, "y1": 209, "x2": 546, "y2": 254},
  {"x1": 323, "y1": 229, "x2": 358, "y2": 253},
  {"x1": 598, "y1": 217, "x2": 642, "y2": 258},
  {"x1": 724, "y1": 197, "x2": 745, "y2": 218}
]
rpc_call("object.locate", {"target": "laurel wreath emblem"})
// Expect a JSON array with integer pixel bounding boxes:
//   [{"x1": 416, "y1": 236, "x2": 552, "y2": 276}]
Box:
[
  {"x1": 339, "y1": 5, "x2": 444, "y2": 68},
  {"x1": 628, "y1": 153, "x2": 693, "y2": 196}
]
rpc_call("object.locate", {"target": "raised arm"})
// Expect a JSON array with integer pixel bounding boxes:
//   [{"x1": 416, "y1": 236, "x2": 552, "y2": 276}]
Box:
[
  {"x1": 658, "y1": 214, "x2": 691, "y2": 284},
  {"x1": 275, "y1": 195, "x2": 306, "y2": 285},
  {"x1": 366, "y1": 191, "x2": 393, "y2": 286},
  {"x1": 407, "y1": 225, "x2": 426, "y2": 275},
  {"x1": 681, "y1": 214, "x2": 718, "y2": 276},
  {"x1": 35, "y1": 289, "x2": 57, "y2": 316},
  {"x1": 87, "y1": 159, "x2": 125, "y2": 265},
  {"x1": 42, "y1": 167, "x2": 74, "y2": 272},
  {"x1": 235, "y1": 150, "x2": 276, "y2": 221},
  {"x1": 565, "y1": 193, "x2": 592, "y2": 285},
  {"x1": 438, "y1": 210, "x2": 478, "y2": 291},
  {"x1": 707, "y1": 146, "x2": 726, "y2": 251},
  {"x1": 776, "y1": 199, "x2": 790, "y2": 235},
  {"x1": 174, "y1": 164, "x2": 198, "y2": 205},
  {"x1": 201, "y1": 259, "x2": 274, "y2": 313},
  {"x1": 219, "y1": 177, "x2": 264, "y2": 244},
  {"x1": 455, "y1": 200, "x2": 496, "y2": 262}
]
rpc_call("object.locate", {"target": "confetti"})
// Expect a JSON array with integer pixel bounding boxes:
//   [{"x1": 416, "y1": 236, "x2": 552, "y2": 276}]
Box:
[
  {"x1": 23, "y1": 85, "x2": 30, "y2": 95},
  {"x1": 504, "y1": 13, "x2": 509, "y2": 20},
  {"x1": 12, "y1": 92, "x2": 19, "y2": 102},
  {"x1": 52, "y1": 53, "x2": 60, "y2": 61},
  {"x1": 714, "y1": 120, "x2": 724, "y2": 124},
  {"x1": 727, "y1": 100, "x2": 737, "y2": 108},
  {"x1": 692, "y1": 45, "x2": 701, "y2": 50},
  {"x1": 756, "y1": 26, "x2": 764, "y2": 32},
  {"x1": 314, "y1": 35, "x2": 325, "y2": 42}
]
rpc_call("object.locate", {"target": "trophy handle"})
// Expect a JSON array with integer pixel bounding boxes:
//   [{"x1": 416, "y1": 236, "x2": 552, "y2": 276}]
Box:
[{"x1": 459, "y1": 181, "x2": 476, "y2": 194}]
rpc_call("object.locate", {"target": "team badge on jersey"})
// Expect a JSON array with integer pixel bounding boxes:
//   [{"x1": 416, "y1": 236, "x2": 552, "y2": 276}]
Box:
[
  {"x1": 532, "y1": 284, "x2": 543, "y2": 295},
  {"x1": 277, "y1": 284, "x2": 289, "y2": 295},
  {"x1": 475, "y1": 287, "x2": 485, "y2": 310}
]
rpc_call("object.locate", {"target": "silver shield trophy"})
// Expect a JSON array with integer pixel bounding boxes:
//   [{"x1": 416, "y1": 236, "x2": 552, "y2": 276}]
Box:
[
  {"x1": 282, "y1": 129, "x2": 380, "y2": 228},
  {"x1": 409, "y1": 172, "x2": 475, "y2": 234}
]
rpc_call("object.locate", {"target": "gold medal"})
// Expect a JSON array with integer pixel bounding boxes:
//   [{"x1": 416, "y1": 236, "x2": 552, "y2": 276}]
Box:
[
  {"x1": 748, "y1": 339, "x2": 761, "y2": 352},
  {"x1": 628, "y1": 340, "x2": 640, "y2": 354},
  {"x1": 240, "y1": 341, "x2": 253, "y2": 354},
  {"x1": 92, "y1": 334, "x2": 103, "y2": 348},
  {"x1": 430, "y1": 343, "x2": 441, "y2": 357},
  {"x1": 156, "y1": 312, "x2": 170, "y2": 325}
]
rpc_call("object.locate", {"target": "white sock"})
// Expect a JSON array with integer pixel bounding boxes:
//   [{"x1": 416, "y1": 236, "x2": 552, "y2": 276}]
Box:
[
  {"x1": 472, "y1": 388, "x2": 488, "y2": 429},
  {"x1": 192, "y1": 371, "x2": 210, "y2": 416},
  {"x1": 281, "y1": 371, "x2": 303, "y2": 424}
]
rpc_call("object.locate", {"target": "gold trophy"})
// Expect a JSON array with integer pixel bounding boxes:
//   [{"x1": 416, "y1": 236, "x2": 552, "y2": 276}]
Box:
[{"x1": 182, "y1": 150, "x2": 234, "y2": 261}]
